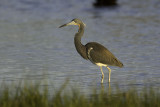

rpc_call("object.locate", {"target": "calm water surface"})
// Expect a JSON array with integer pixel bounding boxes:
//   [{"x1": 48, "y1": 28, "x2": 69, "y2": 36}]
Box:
[{"x1": 0, "y1": 0, "x2": 160, "y2": 93}]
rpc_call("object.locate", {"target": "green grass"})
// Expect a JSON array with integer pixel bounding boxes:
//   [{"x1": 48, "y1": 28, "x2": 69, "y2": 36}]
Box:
[{"x1": 0, "y1": 82, "x2": 159, "y2": 107}]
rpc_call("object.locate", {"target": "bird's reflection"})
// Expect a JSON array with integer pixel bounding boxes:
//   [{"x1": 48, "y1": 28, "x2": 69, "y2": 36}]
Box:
[{"x1": 100, "y1": 82, "x2": 111, "y2": 95}]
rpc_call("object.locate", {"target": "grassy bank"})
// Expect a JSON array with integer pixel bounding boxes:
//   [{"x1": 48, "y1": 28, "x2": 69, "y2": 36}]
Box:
[{"x1": 0, "y1": 82, "x2": 159, "y2": 107}]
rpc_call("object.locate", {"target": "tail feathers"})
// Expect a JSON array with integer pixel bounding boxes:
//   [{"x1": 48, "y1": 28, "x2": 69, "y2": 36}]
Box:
[
  {"x1": 114, "y1": 58, "x2": 124, "y2": 68},
  {"x1": 118, "y1": 62, "x2": 123, "y2": 68}
]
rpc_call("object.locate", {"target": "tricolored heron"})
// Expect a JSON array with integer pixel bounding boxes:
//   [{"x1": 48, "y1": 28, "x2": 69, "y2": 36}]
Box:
[{"x1": 59, "y1": 18, "x2": 123, "y2": 83}]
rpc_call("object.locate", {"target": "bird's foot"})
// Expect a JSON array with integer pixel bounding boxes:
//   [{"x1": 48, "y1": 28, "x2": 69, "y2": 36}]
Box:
[
  {"x1": 101, "y1": 79, "x2": 103, "y2": 83},
  {"x1": 108, "y1": 78, "x2": 110, "y2": 83},
  {"x1": 101, "y1": 75, "x2": 104, "y2": 83}
]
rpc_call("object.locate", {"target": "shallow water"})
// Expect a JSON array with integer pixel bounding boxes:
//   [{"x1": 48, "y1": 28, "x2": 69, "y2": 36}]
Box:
[{"x1": 0, "y1": 0, "x2": 160, "y2": 93}]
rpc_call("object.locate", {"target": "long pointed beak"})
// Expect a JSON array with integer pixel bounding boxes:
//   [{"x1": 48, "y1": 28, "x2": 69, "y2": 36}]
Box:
[
  {"x1": 59, "y1": 24, "x2": 67, "y2": 28},
  {"x1": 59, "y1": 21, "x2": 77, "y2": 28}
]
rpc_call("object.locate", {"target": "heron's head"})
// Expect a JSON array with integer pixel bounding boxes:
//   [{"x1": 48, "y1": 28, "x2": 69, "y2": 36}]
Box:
[{"x1": 59, "y1": 18, "x2": 86, "y2": 28}]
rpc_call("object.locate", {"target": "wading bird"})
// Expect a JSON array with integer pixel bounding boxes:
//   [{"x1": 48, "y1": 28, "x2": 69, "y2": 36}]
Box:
[{"x1": 59, "y1": 19, "x2": 123, "y2": 83}]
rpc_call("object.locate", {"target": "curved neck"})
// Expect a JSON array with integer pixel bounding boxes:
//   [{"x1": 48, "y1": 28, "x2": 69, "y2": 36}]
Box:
[
  {"x1": 78, "y1": 23, "x2": 84, "y2": 34},
  {"x1": 74, "y1": 24, "x2": 88, "y2": 59}
]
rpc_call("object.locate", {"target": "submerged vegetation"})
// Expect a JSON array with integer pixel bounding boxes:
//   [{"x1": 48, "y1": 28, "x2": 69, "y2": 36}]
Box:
[{"x1": 0, "y1": 81, "x2": 159, "y2": 107}]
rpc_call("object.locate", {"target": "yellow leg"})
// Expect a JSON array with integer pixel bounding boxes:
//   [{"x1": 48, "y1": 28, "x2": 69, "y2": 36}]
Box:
[
  {"x1": 100, "y1": 66, "x2": 104, "y2": 83},
  {"x1": 106, "y1": 66, "x2": 111, "y2": 82}
]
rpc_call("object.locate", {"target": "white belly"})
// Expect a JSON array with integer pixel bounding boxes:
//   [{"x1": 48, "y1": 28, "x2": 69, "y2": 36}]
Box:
[{"x1": 95, "y1": 63, "x2": 107, "y2": 67}]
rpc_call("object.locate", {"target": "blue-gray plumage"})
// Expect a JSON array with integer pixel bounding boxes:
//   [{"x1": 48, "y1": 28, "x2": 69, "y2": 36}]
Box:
[{"x1": 59, "y1": 18, "x2": 123, "y2": 83}]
